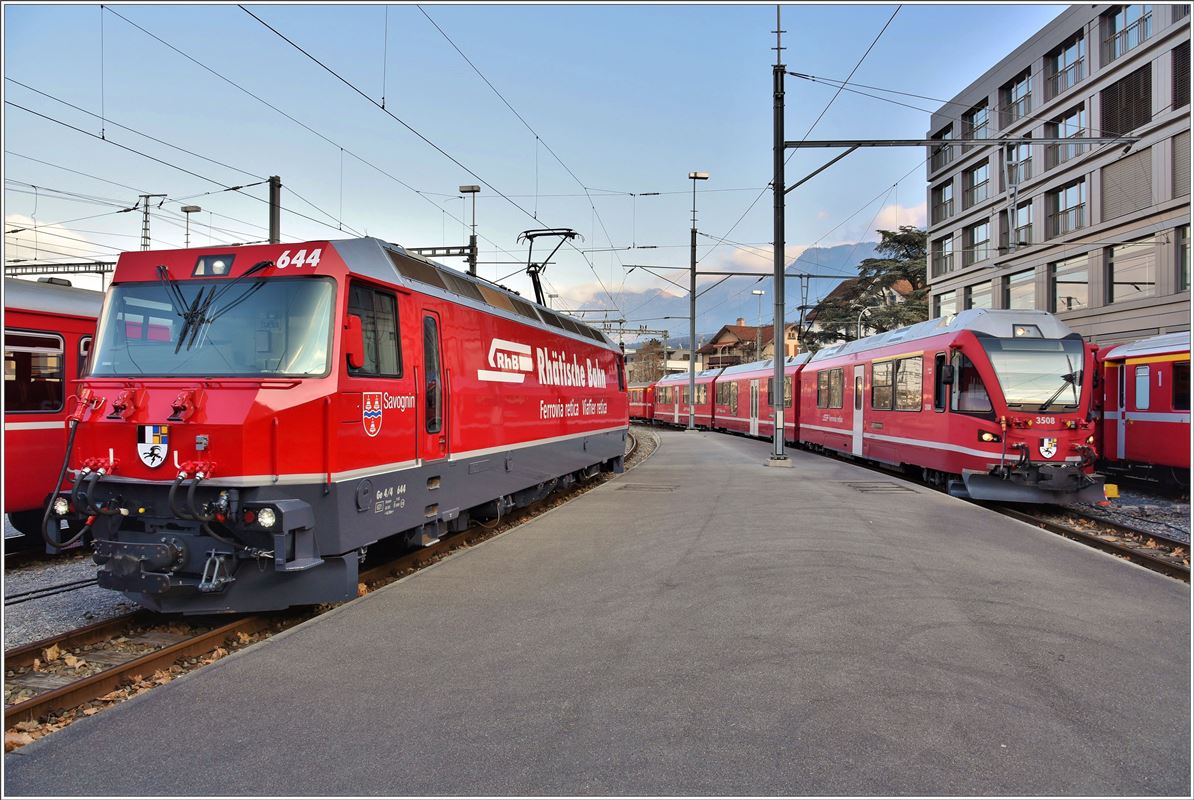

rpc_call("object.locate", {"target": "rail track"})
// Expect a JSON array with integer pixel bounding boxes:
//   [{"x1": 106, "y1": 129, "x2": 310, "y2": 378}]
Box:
[{"x1": 4, "y1": 430, "x2": 646, "y2": 739}]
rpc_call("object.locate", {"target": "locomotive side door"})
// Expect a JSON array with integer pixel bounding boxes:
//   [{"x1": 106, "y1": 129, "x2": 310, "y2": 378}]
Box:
[
  {"x1": 1116, "y1": 363, "x2": 1127, "y2": 459},
  {"x1": 852, "y1": 364, "x2": 865, "y2": 456},
  {"x1": 420, "y1": 310, "x2": 448, "y2": 463},
  {"x1": 749, "y1": 379, "x2": 760, "y2": 437}
]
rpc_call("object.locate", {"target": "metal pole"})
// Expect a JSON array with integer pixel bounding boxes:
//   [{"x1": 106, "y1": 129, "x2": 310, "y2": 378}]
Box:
[
  {"x1": 688, "y1": 181, "x2": 698, "y2": 431},
  {"x1": 770, "y1": 6, "x2": 787, "y2": 463},
  {"x1": 268, "y1": 176, "x2": 281, "y2": 244},
  {"x1": 468, "y1": 191, "x2": 478, "y2": 275}
]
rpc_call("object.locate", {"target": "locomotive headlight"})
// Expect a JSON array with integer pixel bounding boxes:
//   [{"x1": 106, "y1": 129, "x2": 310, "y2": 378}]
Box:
[
  {"x1": 1086, "y1": 435, "x2": 1096, "y2": 444},
  {"x1": 52, "y1": 497, "x2": 70, "y2": 516},
  {"x1": 256, "y1": 507, "x2": 277, "y2": 529},
  {"x1": 978, "y1": 431, "x2": 1002, "y2": 443}
]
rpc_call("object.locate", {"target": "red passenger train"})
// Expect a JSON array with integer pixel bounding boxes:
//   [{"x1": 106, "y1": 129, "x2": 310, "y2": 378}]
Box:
[
  {"x1": 645, "y1": 309, "x2": 1106, "y2": 505},
  {"x1": 1099, "y1": 331, "x2": 1190, "y2": 485},
  {"x1": 628, "y1": 382, "x2": 654, "y2": 421},
  {"x1": 46, "y1": 238, "x2": 629, "y2": 613},
  {"x1": 4, "y1": 278, "x2": 102, "y2": 545}
]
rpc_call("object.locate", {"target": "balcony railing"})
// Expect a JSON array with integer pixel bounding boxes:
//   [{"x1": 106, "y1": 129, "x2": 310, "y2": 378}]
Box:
[
  {"x1": 1002, "y1": 94, "x2": 1031, "y2": 128},
  {"x1": 931, "y1": 199, "x2": 954, "y2": 224},
  {"x1": 932, "y1": 252, "x2": 954, "y2": 277},
  {"x1": 930, "y1": 143, "x2": 955, "y2": 171},
  {"x1": 963, "y1": 242, "x2": 991, "y2": 267},
  {"x1": 1007, "y1": 160, "x2": 1032, "y2": 186},
  {"x1": 963, "y1": 182, "x2": 989, "y2": 208},
  {"x1": 1014, "y1": 223, "x2": 1033, "y2": 247},
  {"x1": 1046, "y1": 138, "x2": 1087, "y2": 170},
  {"x1": 1104, "y1": 13, "x2": 1152, "y2": 63},
  {"x1": 1048, "y1": 205, "x2": 1085, "y2": 238},
  {"x1": 1046, "y1": 59, "x2": 1084, "y2": 101}
]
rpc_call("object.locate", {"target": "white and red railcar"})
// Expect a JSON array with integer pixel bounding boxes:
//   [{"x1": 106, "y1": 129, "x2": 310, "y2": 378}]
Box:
[
  {"x1": 4, "y1": 278, "x2": 102, "y2": 543},
  {"x1": 1099, "y1": 331, "x2": 1190, "y2": 482},
  {"x1": 48, "y1": 238, "x2": 628, "y2": 613},
  {"x1": 628, "y1": 382, "x2": 655, "y2": 421},
  {"x1": 711, "y1": 355, "x2": 810, "y2": 440},
  {"x1": 651, "y1": 368, "x2": 722, "y2": 427},
  {"x1": 796, "y1": 309, "x2": 1103, "y2": 503}
]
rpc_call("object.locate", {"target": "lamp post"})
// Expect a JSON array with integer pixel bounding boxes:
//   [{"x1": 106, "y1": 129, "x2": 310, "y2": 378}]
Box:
[
  {"x1": 181, "y1": 205, "x2": 201, "y2": 248},
  {"x1": 459, "y1": 184, "x2": 480, "y2": 275},
  {"x1": 688, "y1": 171, "x2": 709, "y2": 432},
  {"x1": 856, "y1": 306, "x2": 871, "y2": 340},
  {"x1": 752, "y1": 288, "x2": 766, "y2": 359}
]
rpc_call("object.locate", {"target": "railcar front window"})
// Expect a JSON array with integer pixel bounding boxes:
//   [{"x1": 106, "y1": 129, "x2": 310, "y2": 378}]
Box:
[
  {"x1": 90, "y1": 277, "x2": 335, "y2": 377},
  {"x1": 979, "y1": 338, "x2": 1085, "y2": 410}
]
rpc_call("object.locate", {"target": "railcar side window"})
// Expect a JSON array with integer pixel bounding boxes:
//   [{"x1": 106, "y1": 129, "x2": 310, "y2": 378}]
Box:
[
  {"x1": 1175, "y1": 362, "x2": 1190, "y2": 411},
  {"x1": 933, "y1": 353, "x2": 947, "y2": 411},
  {"x1": 78, "y1": 336, "x2": 93, "y2": 378},
  {"x1": 1134, "y1": 365, "x2": 1150, "y2": 410},
  {"x1": 784, "y1": 376, "x2": 793, "y2": 409},
  {"x1": 951, "y1": 353, "x2": 994, "y2": 415},
  {"x1": 423, "y1": 315, "x2": 442, "y2": 434},
  {"x1": 4, "y1": 330, "x2": 65, "y2": 413},
  {"x1": 348, "y1": 283, "x2": 401, "y2": 377},
  {"x1": 895, "y1": 357, "x2": 923, "y2": 411},
  {"x1": 816, "y1": 371, "x2": 828, "y2": 408},
  {"x1": 872, "y1": 362, "x2": 894, "y2": 410},
  {"x1": 827, "y1": 369, "x2": 844, "y2": 409}
]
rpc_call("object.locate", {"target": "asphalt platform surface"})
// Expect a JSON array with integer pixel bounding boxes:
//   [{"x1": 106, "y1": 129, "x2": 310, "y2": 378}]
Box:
[{"x1": 6, "y1": 430, "x2": 1190, "y2": 796}]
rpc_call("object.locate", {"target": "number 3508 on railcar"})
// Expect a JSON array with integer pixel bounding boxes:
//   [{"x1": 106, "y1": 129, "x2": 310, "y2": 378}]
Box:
[{"x1": 47, "y1": 238, "x2": 629, "y2": 614}]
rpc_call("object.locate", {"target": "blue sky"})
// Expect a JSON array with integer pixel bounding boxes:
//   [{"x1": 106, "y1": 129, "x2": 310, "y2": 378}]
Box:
[{"x1": 4, "y1": 3, "x2": 1067, "y2": 319}]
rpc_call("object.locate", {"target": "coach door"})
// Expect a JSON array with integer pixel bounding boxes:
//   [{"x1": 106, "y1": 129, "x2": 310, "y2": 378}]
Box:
[
  {"x1": 749, "y1": 380, "x2": 760, "y2": 437},
  {"x1": 420, "y1": 311, "x2": 448, "y2": 463},
  {"x1": 1115, "y1": 364, "x2": 1127, "y2": 459},
  {"x1": 852, "y1": 364, "x2": 865, "y2": 456}
]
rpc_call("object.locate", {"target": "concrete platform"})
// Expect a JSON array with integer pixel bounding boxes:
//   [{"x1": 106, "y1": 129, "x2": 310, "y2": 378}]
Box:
[{"x1": 6, "y1": 430, "x2": 1190, "y2": 796}]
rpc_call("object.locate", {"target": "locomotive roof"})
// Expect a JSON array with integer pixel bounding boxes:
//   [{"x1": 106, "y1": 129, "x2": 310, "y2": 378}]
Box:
[
  {"x1": 336, "y1": 238, "x2": 619, "y2": 351},
  {"x1": 808, "y1": 309, "x2": 1076, "y2": 364},
  {"x1": 656, "y1": 367, "x2": 723, "y2": 384},
  {"x1": 1102, "y1": 331, "x2": 1190, "y2": 360},
  {"x1": 3, "y1": 277, "x2": 103, "y2": 318},
  {"x1": 718, "y1": 354, "x2": 811, "y2": 377}
]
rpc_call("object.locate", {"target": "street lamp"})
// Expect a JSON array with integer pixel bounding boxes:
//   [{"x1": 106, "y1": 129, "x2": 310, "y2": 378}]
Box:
[
  {"x1": 548, "y1": 293, "x2": 559, "y2": 309},
  {"x1": 181, "y1": 205, "x2": 201, "y2": 248},
  {"x1": 752, "y1": 289, "x2": 766, "y2": 358},
  {"x1": 459, "y1": 184, "x2": 480, "y2": 275},
  {"x1": 687, "y1": 171, "x2": 709, "y2": 432}
]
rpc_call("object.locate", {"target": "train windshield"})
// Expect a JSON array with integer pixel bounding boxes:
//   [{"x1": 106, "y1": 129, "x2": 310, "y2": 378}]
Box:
[
  {"x1": 90, "y1": 277, "x2": 335, "y2": 377},
  {"x1": 979, "y1": 337, "x2": 1085, "y2": 410}
]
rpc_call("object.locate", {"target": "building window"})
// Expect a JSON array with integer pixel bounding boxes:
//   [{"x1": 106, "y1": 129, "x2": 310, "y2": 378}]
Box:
[
  {"x1": 1177, "y1": 5, "x2": 1191, "y2": 20},
  {"x1": 931, "y1": 182, "x2": 954, "y2": 224},
  {"x1": 1046, "y1": 106, "x2": 1087, "y2": 169},
  {"x1": 932, "y1": 235, "x2": 955, "y2": 277},
  {"x1": 1047, "y1": 179, "x2": 1086, "y2": 238},
  {"x1": 1178, "y1": 225, "x2": 1190, "y2": 291},
  {"x1": 930, "y1": 124, "x2": 955, "y2": 171},
  {"x1": 1175, "y1": 41, "x2": 1191, "y2": 109},
  {"x1": 934, "y1": 290, "x2": 958, "y2": 318},
  {"x1": 963, "y1": 162, "x2": 990, "y2": 208},
  {"x1": 1102, "y1": 5, "x2": 1152, "y2": 64},
  {"x1": 1005, "y1": 269, "x2": 1035, "y2": 309},
  {"x1": 1101, "y1": 147, "x2": 1153, "y2": 220},
  {"x1": 1006, "y1": 137, "x2": 1032, "y2": 186},
  {"x1": 965, "y1": 281, "x2": 993, "y2": 309},
  {"x1": 1046, "y1": 32, "x2": 1086, "y2": 100},
  {"x1": 1176, "y1": 131, "x2": 1191, "y2": 197},
  {"x1": 1051, "y1": 255, "x2": 1090, "y2": 312},
  {"x1": 1100, "y1": 64, "x2": 1152, "y2": 136},
  {"x1": 1000, "y1": 69, "x2": 1032, "y2": 128},
  {"x1": 1005, "y1": 200, "x2": 1033, "y2": 249},
  {"x1": 1108, "y1": 236, "x2": 1157, "y2": 302},
  {"x1": 963, "y1": 220, "x2": 991, "y2": 266},
  {"x1": 963, "y1": 101, "x2": 989, "y2": 149}
]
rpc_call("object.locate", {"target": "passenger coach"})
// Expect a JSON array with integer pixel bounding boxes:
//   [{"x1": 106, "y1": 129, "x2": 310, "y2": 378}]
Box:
[
  {"x1": 46, "y1": 238, "x2": 629, "y2": 614},
  {"x1": 798, "y1": 309, "x2": 1104, "y2": 504}
]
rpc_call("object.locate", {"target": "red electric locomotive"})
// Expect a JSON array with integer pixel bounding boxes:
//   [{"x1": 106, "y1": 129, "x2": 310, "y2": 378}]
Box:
[
  {"x1": 628, "y1": 382, "x2": 655, "y2": 421},
  {"x1": 651, "y1": 368, "x2": 721, "y2": 427},
  {"x1": 797, "y1": 308, "x2": 1104, "y2": 504},
  {"x1": 711, "y1": 355, "x2": 809, "y2": 440},
  {"x1": 1099, "y1": 331, "x2": 1190, "y2": 485},
  {"x1": 46, "y1": 238, "x2": 628, "y2": 613},
  {"x1": 4, "y1": 278, "x2": 102, "y2": 545}
]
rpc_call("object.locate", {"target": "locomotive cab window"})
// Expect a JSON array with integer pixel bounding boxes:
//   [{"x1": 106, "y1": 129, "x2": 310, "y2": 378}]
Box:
[
  {"x1": 78, "y1": 336, "x2": 93, "y2": 378},
  {"x1": 1175, "y1": 361, "x2": 1190, "y2": 412},
  {"x1": 4, "y1": 330, "x2": 64, "y2": 413},
  {"x1": 951, "y1": 353, "x2": 994, "y2": 416},
  {"x1": 348, "y1": 283, "x2": 401, "y2": 377}
]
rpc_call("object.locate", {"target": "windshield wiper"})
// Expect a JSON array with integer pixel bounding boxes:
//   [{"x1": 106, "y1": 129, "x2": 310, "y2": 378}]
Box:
[
  {"x1": 157, "y1": 261, "x2": 273, "y2": 352},
  {"x1": 1038, "y1": 353, "x2": 1079, "y2": 411}
]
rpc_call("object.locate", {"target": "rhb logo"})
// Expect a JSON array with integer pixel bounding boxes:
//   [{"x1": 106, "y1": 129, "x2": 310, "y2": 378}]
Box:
[
  {"x1": 363, "y1": 392, "x2": 383, "y2": 437},
  {"x1": 477, "y1": 339, "x2": 533, "y2": 384}
]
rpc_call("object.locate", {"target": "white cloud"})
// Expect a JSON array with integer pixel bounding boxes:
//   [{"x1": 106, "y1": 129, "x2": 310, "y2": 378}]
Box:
[{"x1": 872, "y1": 201, "x2": 927, "y2": 231}]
